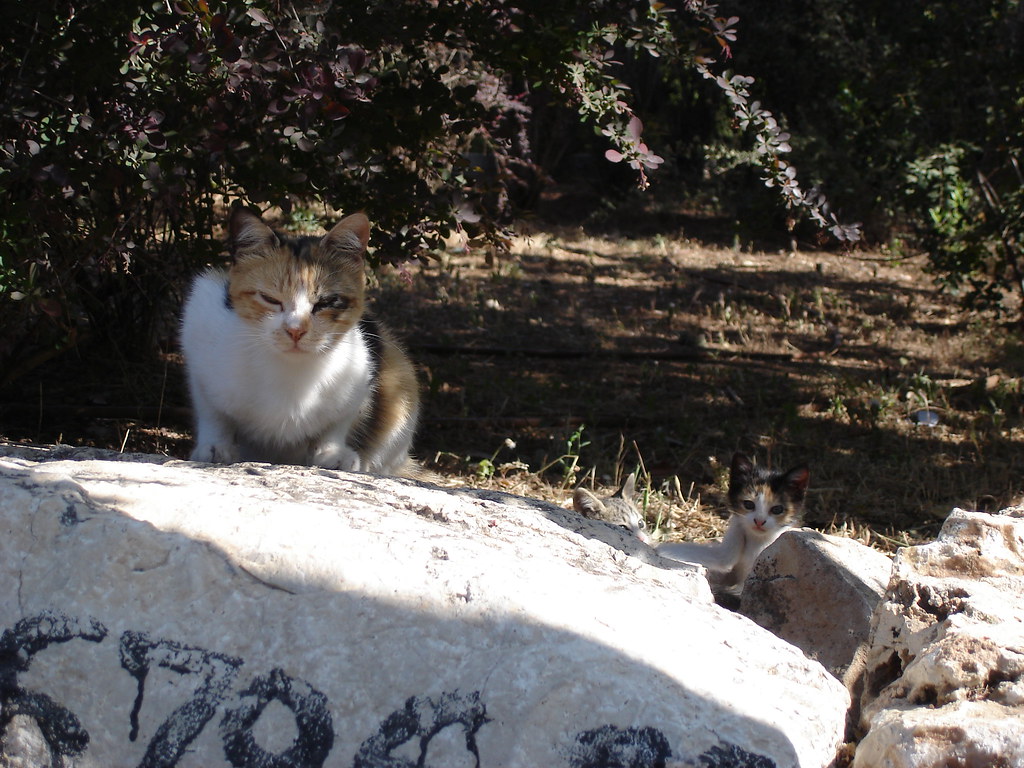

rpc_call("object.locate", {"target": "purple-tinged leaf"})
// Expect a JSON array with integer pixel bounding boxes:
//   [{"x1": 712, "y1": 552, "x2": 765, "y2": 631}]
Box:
[
  {"x1": 247, "y1": 8, "x2": 271, "y2": 27},
  {"x1": 627, "y1": 115, "x2": 644, "y2": 141}
]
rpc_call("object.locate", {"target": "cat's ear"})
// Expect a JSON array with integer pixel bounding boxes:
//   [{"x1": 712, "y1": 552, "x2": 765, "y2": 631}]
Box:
[
  {"x1": 782, "y1": 464, "x2": 810, "y2": 500},
  {"x1": 229, "y1": 207, "x2": 279, "y2": 256},
  {"x1": 573, "y1": 488, "x2": 606, "y2": 518},
  {"x1": 730, "y1": 452, "x2": 754, "y2": 481},
  {"x1": 322, "y1": 213, "x2": 370, "y2": 261},
  {"x1": 617, "y1": 472, "x2": 637, "y2": 499}
]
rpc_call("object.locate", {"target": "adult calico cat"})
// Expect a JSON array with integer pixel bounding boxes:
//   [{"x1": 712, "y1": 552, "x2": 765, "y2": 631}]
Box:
[{"x1": 180, "y1": 207, "x2": 419, "y2": 476}]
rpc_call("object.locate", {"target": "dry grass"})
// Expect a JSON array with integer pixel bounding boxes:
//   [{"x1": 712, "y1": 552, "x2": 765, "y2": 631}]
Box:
[
  {"x1": 3, "y1": 221, "x2": 1023, "y2": 553},
  {"x1": 377, "y1": 223, "x2": 1024, "y2": 551}
]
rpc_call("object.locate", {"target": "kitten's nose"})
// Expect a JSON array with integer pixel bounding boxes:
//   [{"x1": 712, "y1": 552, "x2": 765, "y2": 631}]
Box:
[
  {"x1": 753, "y1": 518, "x2": 766, "y2": 530},
  {"x1": 286, "y1": 326, "x2": 307, "y2": 343}
]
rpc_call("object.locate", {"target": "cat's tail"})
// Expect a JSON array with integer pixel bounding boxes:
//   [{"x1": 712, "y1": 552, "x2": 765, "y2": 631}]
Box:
[{"x1": 392, "y1": 457, "x2": 444, "y2": 485}]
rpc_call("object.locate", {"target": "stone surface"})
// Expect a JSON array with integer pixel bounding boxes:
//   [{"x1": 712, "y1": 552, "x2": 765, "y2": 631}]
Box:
[
  {"x1": 853, "y1": 702, "x2": 1024, "y2": 768},
  {"x1": 854, "y1": 507, "x2": 1024, "y2": 768},
  {"x1": 0, "y1": 443, "x2": 850, "y2": 768},
  {"x1": 739, "y1": 529, "x2": 893, "y2": 688}
]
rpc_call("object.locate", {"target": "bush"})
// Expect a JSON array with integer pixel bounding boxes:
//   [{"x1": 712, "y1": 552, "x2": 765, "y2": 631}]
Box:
[
  {"x1": 0, "y1": 0, "x2": 855, "y2": 380},
  {"x1": 906, "y1": 144, "x2": 1024, "y2": 314},
  {"x1": 722, "y1": 0, "x2": 1023, "y2": 312}
]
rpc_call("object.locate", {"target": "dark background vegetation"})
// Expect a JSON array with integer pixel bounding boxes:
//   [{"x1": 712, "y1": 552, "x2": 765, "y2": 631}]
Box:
[{"x1": 2, "y1": 0, "x2": 1023, "y2": 546}]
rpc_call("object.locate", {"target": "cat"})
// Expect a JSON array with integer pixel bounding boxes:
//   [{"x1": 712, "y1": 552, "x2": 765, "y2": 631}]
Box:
[
  {"x1": 657, "y1": 453, "x2": 809, "y2": 596},
  {"x1": 573, "y1": 473, "x2": 651, "y2": 543},
  {"x1": 180, "y1": 206, "x2": 419, "y2": 476}
]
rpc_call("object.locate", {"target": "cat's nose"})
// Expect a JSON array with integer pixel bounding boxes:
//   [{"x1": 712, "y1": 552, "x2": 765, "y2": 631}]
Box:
[
  {"x1": 286, "y1": 326, "x2": 307, "y2": 343},
  {"x1": 753, "y1": 518, "x2": 766, "y2": 529}
]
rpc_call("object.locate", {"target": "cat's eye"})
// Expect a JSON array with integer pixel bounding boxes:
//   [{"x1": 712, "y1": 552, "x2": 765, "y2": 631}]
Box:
[
  {"x1": 259, "y1": 292, "x2": 283, "y2": 307},
  {"x1": 313, "y1": 294, "x2": 350, "y2": 313},
  {"x1": 742, "y1": 500, "x2": 756, "y2": 511},
  {"x1": 769, "y1": 505, "x2": 785, "y2": 516}
]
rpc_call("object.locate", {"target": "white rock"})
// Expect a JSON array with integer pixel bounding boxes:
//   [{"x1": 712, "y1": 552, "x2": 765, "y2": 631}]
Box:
[
  {"x1": 855, "y1": 508, "x2": 1024, "y2": 768},
  {"x1": 0, "y1": 444, "x2": 849, "y2": 768},
  {"x1": 853, "y1": 701, "x2": 1024, "y2": 768},
  {"x1": 740, "y1": 529, "x2": 893, "y2": 690}
]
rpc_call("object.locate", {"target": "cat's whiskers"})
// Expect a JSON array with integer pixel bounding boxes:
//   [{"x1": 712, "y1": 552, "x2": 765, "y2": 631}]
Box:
[
  {"x1": 235, "y1": 328, "x2": 274, "y2": 355},
  {"x1": 240, "y1": 322, "x2": 301, "y2": 352},
  {"x1": 357, "y1": 328, "x2": 387, "y2": 363}
]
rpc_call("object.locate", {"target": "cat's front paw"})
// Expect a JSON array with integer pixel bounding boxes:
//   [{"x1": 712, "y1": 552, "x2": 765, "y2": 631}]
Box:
[
  {"x1": 310, "y1": 443, "x2": 362, "y2": 472},
  {"x1": 190, "y1": 442, "x2": 240, "y2": 464}
]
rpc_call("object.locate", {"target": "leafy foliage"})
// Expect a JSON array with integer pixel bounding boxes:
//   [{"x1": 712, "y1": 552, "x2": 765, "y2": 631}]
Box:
[
  {"x1": 0, "y1": 0, "x2": 858, "y2": 380},
  {"x1": 724, "y1": 0, "x2": 1024, "y2": 312},
  {"x1": 906, "y1": 144, "x2": 1024, "y2": 313}
]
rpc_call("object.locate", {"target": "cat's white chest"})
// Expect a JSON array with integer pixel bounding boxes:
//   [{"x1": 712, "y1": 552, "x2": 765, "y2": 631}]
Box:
[{"x1": 231, "y1": 340, "x2": 368, "y2": 442}]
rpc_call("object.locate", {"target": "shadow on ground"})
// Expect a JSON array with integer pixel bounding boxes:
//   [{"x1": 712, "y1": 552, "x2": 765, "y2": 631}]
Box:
[{"x1": 1, "y1": 227, "x2": 1022, "y2": 546}]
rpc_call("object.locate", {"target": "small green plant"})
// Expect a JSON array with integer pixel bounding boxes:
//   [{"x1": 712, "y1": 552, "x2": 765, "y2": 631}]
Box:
[
  {"x1": 539, "y1": 424, "x2": 591, "y2": 489},
  {"x1": 985, "y1": 399, "x2": 1007, "y2": 434},
  {"x1": 475, "y1": 456, "x2": 496, "y2": 482},
  {"x1": 836, "y1": 381, "x2": 901, "y2": 428},
  {"x1": 871, "y1": 390, "x2": 899, "y2": 423},
  {"x1": 828, "y1": 392, "x2": 849, "y2": 421},
  {"x1": 475, "y1": 437, "x2": 523, "y2": 481},
  {"x1": 905, "y1": 370, "x2": 941, "y2": 410}
]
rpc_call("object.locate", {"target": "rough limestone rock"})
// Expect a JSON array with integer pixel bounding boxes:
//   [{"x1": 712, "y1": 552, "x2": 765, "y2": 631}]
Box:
[
  {"x1": 0, "y1": 443, "x2": 849, "y2": 768},
  {"x1": 739, "y1": 530, "x2": 893, "y2": 696},
  {"x1": 854, "y1": 507, "x2": 1024, "y2": 768}
]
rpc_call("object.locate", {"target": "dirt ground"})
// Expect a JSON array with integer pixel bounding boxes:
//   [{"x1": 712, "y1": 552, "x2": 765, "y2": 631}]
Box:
[{"x1": 3, "y1": 212, "x2": 1023, "y2": 552}]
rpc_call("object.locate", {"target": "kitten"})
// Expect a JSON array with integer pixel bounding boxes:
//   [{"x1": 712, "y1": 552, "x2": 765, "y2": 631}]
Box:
[
  {"x1": 657, "y1": 453, "x2": 809, "y2": 595},
  {"x1": 573, "y1": 473, "x2": 651, "y2": 543},
  {"x1": 180, "y1": 207, "x2": 419, "y2": 475}
]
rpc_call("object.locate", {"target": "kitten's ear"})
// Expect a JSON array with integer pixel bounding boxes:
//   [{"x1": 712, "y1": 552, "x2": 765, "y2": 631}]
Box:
[
  {"x1": 617, "y1": 473, "x2": 637, "y2": 499},
  {"x1": 322, "y1": 212, "x2": 370, "y2": 261},
  {"x1": 229, "y1": 207, "x2": 279, "y2": 256},
  {"x1": 730, "y1": 452, "x2": 754, "y2": 480},
  {"x1": 573, "y1": 488, "x2": 606, "y2": 518},
  {"x1": 783, "y1": 464, "x2": 811, "y2": 500},
  {"x1": 728, "y1": 452, "x2": 755, "y2": 497}
]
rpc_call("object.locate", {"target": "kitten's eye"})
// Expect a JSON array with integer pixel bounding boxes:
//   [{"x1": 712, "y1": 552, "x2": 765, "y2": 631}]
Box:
[
  {"x1": 770, "y1": 505, "x2": 785, "y2": 516},
  {"x1": 313, "y1": 294, "x2": 350, "y2": 313},
  {"x1": 259, "y1": 292, "x2": 283, "y2": 308},
  {"x1": 743, "y1": 500, "x2": 756, "y2": 511}
]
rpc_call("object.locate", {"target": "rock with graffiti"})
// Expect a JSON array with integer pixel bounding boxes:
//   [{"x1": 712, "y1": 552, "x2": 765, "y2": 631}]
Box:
[{"x1": 0, "y1": 443, "x2": 849, "y2": 767}]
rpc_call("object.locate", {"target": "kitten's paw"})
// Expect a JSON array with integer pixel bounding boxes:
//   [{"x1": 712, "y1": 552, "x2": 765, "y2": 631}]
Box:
[
  {"x1": 190, "y1": 442, "x2": 240, "y2": 464},
  {"x1": 310, "y1": 443, "x2": 362, "y2": 472}
]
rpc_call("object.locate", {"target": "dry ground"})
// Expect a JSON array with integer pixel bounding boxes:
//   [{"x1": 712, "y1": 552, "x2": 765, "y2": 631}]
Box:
[{"x1": 3, "y1": 220, "x2": 1024, "y2": 552}]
